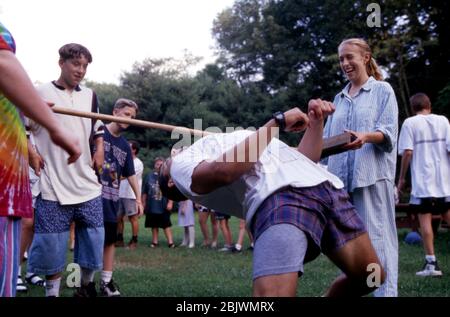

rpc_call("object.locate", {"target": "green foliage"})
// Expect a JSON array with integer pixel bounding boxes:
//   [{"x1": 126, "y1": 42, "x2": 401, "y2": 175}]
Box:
[
  {"x1": 213, "y1": 0, "x2": 450, "y2": 121},
  {"x1": 83, "y1": 0, "x2": 449, "y2": 168},
  {"x1": 434, "y1": 82, "x2": 450, "y2": 118}
]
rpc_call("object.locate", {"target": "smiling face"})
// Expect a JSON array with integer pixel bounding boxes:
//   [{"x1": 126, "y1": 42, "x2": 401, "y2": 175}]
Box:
[
  {"x1": 338, "y1": 43, "x2": 370, "y2": 84},
  {"x1": 59, "y1": 55, "x2": 89, "y2": 89}
]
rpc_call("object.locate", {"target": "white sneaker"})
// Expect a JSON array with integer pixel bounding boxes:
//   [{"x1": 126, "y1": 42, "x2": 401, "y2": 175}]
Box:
[
  {"x1": 416, "y1": 261, "x2": 443, "y2": 277},
  {"x1": 218, "y1": 245, "x2": 233, "y2": 252},
  {"x1": 100, "y1": 279, "x2": 121, "y2": 297},
  {"x1": 16, "y1": 276, "x2": 28, "y2": 292}
]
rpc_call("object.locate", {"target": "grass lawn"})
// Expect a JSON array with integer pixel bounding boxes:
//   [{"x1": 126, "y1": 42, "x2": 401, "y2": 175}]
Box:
[{"x1": 18, "y1": 213, "x2": 450, "y2": 297}]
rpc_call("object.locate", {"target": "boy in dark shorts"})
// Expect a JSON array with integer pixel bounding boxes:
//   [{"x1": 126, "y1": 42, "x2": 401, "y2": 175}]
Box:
[
  {"x1": 142, "y1": 157, "x2": 175, "y2": 248},
  {"x1": 99, "y1": 98, "x2": 143, "y2": 296},
  {"x1": 397, "y1": 93, "x2": 450, "y2": 277},
  {"x1": 159, "y1": 99, "x2": 385, "y2": 296}
]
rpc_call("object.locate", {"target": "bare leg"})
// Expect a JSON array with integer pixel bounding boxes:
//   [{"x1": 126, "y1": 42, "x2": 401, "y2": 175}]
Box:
[
  {"x1": 103, "y1": 244, "x2": 115, "y2": 272},
  {"x1": 129, "y1": 214, "x2": 139, "y2": 238},
  {"x1": 253, "y1": 273, "x2": 298, "y2": 297},
  {"x1": 219, "y1": 219, "x2": 233, "y2": 246},
  {"x1": 152, "y1": 228, "x2": 159, "y2": 244},
  {"x1": 210, "y1": 213, "x2": 218, "y2": 247},
  {"x1": 199, "y1": 212, "x2": 210, "y2": 246},
  {"x1": 163, "y1": 227, "x2": 174, "y2": 245},
  {"x1": 325, "y1": 233, "x2": 385, "y2": 297},
  {"x1": 236, "y1": 219, "x2": 246, "y2": 248},
  {"x1": 117, "y1": 216, "x2": 124, "y2": 239},
  {"x1": 418, "y1": 213, "x2": 434, "y2": 255}
]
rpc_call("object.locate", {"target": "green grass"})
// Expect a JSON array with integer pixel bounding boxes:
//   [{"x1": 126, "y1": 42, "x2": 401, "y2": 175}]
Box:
[{"x1": 18, "y1": 215, "x2": 450, "y2": 297}]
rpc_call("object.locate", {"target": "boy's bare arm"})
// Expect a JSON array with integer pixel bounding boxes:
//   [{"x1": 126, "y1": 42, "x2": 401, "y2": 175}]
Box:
[
  {"x1": 0, "y1": 50, "x2": 81, "y2": 163},
  {"x1": 298, "y1": 99, "x2": 335, "y2": 162},
  {"x1": 191, "y1": 108, "x2": 309, "y2": 195}
]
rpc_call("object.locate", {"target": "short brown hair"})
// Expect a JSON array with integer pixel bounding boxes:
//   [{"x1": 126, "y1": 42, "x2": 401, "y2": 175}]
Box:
[
  {"x1": 59, "y1": 43, "x2": 92, "y2": 63},
  {"x1": 410, "y1": 93, "x2": 431, "y2": 113},
  {"x1": 129, "y1": 140, "x2": 140, "y2": 155},
  {"x1": 113, "y1": 98, "x2": 139, "y2": 112}
]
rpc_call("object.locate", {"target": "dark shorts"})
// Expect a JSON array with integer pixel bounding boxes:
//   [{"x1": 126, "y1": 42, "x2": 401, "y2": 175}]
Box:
[
  {"x1": 410, "y1": 197, "x2": 450, "y2": 215},
  {"x1": 104, "y1": 221, "x2": 118, "y2": 246},
  {"x1": 145, "y1": 212, "x2": 172, "y2": 229},
  {"x1": 215, "y1": 212, "x2": 230, "y2": 221},
  {"x1": 198, "y1": 206, "x2": 214, "y2": 213},
  {"x1": 250, "y1": 181, "x2": 366, "y2": 263}
]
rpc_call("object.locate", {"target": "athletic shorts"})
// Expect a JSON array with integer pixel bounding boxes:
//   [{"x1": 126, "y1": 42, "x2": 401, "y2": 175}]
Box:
[
  {"x1": 215, "y1": 212, "x2": 230, "y2": 221},
  {"x1": 145, "y1": 212, "x2": 172, "y2": 229},
  {"x1": 104, "y1": 221, "x2": 118, "y2": 246},
  {"x1": 409, "y1": 196, "x2": 450, "y2": 215},
  {"x1": 117, "y1": 198, "x2": 138, "y2": 217}
]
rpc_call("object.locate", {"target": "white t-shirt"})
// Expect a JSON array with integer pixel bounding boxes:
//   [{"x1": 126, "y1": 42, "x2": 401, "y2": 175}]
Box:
[
  {"x1": 171, "y1": 130, "x2": 344, "y2": 223},
  {"x1": 119, "y1": 157, "x2": 144, "y2": 199},
  {"x1": 398, "y1": 114, "x2": 450, "y2": 198},
  {"x1": 28, "y1": 82, "x2": 103, "y2": 204}
]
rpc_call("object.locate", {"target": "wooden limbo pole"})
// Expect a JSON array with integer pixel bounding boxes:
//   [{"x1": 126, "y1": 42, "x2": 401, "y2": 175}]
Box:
[
  {"x1": 51, "y1": 106, "x2": 352, "y2": 158},
  {"x1": 51, "y1": 106, "x2": 211, "y2": 137}
]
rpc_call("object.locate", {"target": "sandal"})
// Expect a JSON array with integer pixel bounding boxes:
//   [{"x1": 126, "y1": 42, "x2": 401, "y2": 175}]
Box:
[
  {"x1": 25, "y1": 273, "x2": 46, "y2": 287},
  {"x1": 17, "y1": 276, "x2": 28, "y2": 292},
  {"x1": 150, "y1": 242, "x2": 159, "y2": 248},
  {"x1": 168, "y1": 243, "x2": 176, "y2": 248}
]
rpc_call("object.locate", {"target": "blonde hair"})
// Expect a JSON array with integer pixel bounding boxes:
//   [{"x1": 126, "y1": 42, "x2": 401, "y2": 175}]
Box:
[{"x1": 339, "y1": 38, "x2": 383, "y2": 81}]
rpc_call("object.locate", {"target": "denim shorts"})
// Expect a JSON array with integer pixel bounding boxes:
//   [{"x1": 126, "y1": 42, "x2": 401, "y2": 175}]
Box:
[{"x1": 28, "y1": 195, "x2": 104, "y2": 275}]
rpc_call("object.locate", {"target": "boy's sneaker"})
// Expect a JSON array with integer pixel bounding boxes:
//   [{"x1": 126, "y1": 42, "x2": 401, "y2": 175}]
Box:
[
  {"x1": 416, "y1": 260, "x2": 443, "y2": 277},
  {"x1": 17, "y1": 276, "x2": 28, "y2": 293},
  {"x1": 74, "y1": 282, "x2": 97, "y2": 297},
  {"x1": 218, "y1": 245, "x2": 233, "y2": 252},
  {"x1": 25, "y1": 273, "x2": 46, "y2": 287},
  {"x1": 232, "y1": 245, "x2": 242, "y2": 253},
  {"x1": 100, "y1": 279, "x2": 121, "y2": 297}
]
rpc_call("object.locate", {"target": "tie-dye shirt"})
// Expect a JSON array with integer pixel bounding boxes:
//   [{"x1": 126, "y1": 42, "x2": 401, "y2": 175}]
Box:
[{"x1": 0, "y1": 22, "x2": 32, "y2": 218}]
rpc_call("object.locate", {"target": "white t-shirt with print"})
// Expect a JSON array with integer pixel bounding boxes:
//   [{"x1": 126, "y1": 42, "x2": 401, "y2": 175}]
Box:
[{"x1": 171, "y1": 130, "x2": 344, "y2": 223}]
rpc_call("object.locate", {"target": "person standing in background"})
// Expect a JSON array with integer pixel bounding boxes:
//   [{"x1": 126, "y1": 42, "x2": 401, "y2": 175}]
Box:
[{"x1": 323, "y1": 38, "x2": 399, "y2": 296}]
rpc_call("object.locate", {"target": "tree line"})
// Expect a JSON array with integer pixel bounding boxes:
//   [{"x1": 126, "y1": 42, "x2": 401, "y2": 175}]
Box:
[{"x1": 87, "y1": 0, "x2": 449, "y2": 170}]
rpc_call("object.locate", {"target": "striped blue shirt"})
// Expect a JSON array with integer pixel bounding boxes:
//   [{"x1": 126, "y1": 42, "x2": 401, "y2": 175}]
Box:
[{"x1": 323, "y1": 76, "x2": 398, "y2": 192}]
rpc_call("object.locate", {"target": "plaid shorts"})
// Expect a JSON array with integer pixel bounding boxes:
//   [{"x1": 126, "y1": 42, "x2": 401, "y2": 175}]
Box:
[{"x1": 250, "y1": 181, "x2": 366, "y2": 263}]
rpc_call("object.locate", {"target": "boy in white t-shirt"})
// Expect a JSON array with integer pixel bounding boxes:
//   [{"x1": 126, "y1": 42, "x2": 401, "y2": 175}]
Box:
[
  {"x1": 397, "y1": 92, "x2": 450, "y2": 277},
  {"x1": 159, "y1": 99, "x2": 385, "y2": 297},
  {"x1": 116, "y1": 140, "x2": 144, "y2": 249}
]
